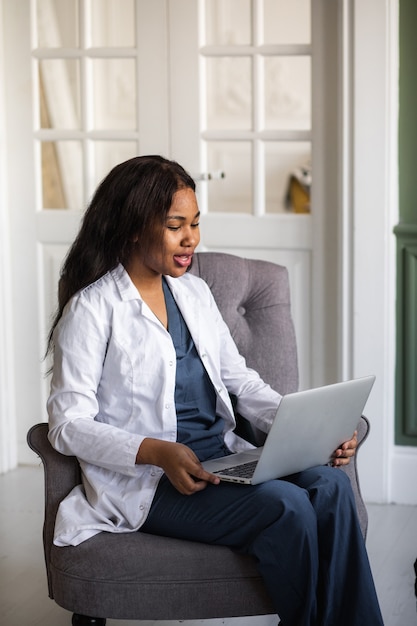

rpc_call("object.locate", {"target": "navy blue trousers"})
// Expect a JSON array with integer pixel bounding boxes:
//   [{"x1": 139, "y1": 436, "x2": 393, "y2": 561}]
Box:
[{"x1": 142, "y1": 465, "x2": 383, "y2": 626}]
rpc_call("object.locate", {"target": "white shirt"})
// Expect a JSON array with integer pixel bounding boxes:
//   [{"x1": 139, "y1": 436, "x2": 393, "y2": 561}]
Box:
[{"x1": 48, "y1": 264, "x2": 281, "y2": 546}]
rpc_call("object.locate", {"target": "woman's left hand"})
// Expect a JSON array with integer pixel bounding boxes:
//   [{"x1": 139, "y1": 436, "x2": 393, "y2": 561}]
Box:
[{"x1": 331, "y1": 430, "x2": 358, "y2": 467}]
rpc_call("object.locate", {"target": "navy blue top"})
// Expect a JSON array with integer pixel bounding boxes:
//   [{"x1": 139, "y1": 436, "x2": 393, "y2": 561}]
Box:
[{"x1": 162, "y1": 278, "x2": 229, "y2": 461}]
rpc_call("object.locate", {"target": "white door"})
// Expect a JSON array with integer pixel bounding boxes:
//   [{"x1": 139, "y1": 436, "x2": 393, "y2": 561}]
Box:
[
  {"x1": 168, "y1": 0, "x2": 340, "y2": 393},
  {"x1": 2, "y1": 0, "x2": 340, "y2": 466}
]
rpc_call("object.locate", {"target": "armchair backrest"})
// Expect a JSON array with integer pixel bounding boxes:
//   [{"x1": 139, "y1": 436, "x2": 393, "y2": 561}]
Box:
[{"x1": 190, "y1": 252, "x2": 299, "y2": 395}]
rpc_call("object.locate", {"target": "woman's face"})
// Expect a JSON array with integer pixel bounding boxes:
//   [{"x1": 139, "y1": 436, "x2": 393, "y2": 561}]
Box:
[{"x1": 133, "y1": 187, "x2": 201, "y2": 279}]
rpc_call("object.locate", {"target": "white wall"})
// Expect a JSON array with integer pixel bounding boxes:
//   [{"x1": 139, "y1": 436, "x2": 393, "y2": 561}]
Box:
[{"x1": 350, "y1": 0, "x2": 417, "y2": 505}]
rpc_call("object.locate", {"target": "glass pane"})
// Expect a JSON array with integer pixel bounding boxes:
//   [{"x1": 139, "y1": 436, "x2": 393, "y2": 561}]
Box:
[
  {"x1": 90, "y1": 0, "x2": 135, "y2": 47},
  {"x1": 206, "y1": 57, "x2": 252, "y2": 130},
  {"x1": 264, "y1": 56, "x2": 311, "y2": 130},
  {"x1": 41, "y1": 141, "x2": 83, "y2": 209},
  {"x1": 92, "y1": 141, "x2": 137, "y2": 190},
  {"x1": 264, "y1": 142, "x2": 311, "y2": 214},
  {"x1": 206, "y1": 142, "x2": 252, "y2": 214},
  {"x1": 263, "y1": 0, "x2": 311, "y2": 45},
  {"x1": 39, "y1": 60, "x2": 81, "y2": 130},
  {"x1": 205, "y1": 0, "x2": 251, "y2": 45},
  {"x1": 91, "y1": 59, "x2": 136, "y2": 130},
  {"x1": 36, "y1": 0, "x2": 79, "y2": 48}
]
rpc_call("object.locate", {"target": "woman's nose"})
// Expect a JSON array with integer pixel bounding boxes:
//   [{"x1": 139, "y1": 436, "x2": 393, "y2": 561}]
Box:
[{"x1": 182, "y1": 227, "x2": 199, "y2": 247}]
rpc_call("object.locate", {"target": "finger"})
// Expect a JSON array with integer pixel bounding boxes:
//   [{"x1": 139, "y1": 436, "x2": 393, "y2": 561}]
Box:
[
  {"x1": 331, "y1": 454, "x2": 350, "y2": 467},
  {"x1": 344, "y1": 431, "x2": 358, "y2": 448},
  {"x1": 331, "y1": 446, "x2": 353, "y2": 465},
  {"x1": 172, "y1": 467, "x2": 220, "y2": 495},
  {"x1": 191, "y1": 466, "x2": 221, "y2": 486},
  {"x1": 190, "y1": 479, "x2": 210, "y2": 493},
  {"x1": 340, "y1": 444, "x2": 355, "y2": 456},
  {"x1": 171, "y1": 472, "x2": 204, "y2": 495},
  {"x1": 180, "y1": 474, "x2": 217, "y2": 495},
  {"x1": 182, "y1": 479, "x2": 207, "y2": 495},
  {"x1": 333, "y1": 458, "x2": 348, "y2": 467},
  {"x1": 334, "y1": 442, "x2": 356, "y2": 464}
]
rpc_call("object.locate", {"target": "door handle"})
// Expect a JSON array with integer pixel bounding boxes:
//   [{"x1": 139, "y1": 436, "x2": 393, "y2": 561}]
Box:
[{"x1": 194, "y1": 171, "x2": 225, "y2": 181}]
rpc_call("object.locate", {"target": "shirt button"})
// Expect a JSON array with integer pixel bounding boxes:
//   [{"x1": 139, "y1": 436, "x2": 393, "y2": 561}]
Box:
[
  {"x1": 169, "y1": 360, "x2": 174, "y2": 366},
  {"x1": 139, "y1": 504, "x2": 145, "y2": 510},
  {"x1": 165, "y1": 403, "x2": 170, "y2": 409}
]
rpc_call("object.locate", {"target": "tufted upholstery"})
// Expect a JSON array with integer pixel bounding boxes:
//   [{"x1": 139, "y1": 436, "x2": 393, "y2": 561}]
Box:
[
  {"x1": 27, "y1": 251, "x2": 370, "y2": 623},
  {"x1": 190, "y1": 252, "x2": 298, "y2": 395}
]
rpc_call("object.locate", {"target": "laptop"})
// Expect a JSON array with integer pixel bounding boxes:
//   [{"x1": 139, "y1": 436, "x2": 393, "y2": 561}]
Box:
[{"x1": 202, "y1": 376, "x2": 375, "y2": 485}]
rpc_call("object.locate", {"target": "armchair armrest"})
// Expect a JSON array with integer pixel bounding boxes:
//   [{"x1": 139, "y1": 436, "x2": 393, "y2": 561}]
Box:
[{"x1": 341, "y1": 415, "x2": 370, "y2": 539}]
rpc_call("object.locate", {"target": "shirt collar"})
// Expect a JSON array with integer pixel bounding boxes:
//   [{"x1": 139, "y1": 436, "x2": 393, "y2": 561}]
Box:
[
  {"x1": 110, "y1": 263, "x2": 142, "y2": 302},
  {"x1": 110, "y1": 264, "x2": 196, "y2": 306}
]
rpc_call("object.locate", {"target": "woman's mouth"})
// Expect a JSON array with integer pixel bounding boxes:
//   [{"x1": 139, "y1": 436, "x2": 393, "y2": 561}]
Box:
[{"x1": 173, "y1": 254, "x2": 193, "y2": 268}]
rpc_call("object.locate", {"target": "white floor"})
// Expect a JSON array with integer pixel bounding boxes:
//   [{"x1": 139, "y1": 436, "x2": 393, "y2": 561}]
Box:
[{"x1": 0, "y1": 466, "x2": 416, "y2": 626}]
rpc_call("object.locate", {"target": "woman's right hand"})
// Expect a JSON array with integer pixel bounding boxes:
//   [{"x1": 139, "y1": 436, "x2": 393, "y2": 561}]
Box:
[{"x1": 136, "y1": 438, "x2": 220, "y2": 495}]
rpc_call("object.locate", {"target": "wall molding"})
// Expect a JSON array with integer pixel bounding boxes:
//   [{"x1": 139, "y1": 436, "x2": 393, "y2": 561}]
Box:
[
  {"x1": 394, "y1": 223, "x2": 417, "y2": 444},
  {"x1": 349, "y1": 0, "x2": 400, "y2": 503}
]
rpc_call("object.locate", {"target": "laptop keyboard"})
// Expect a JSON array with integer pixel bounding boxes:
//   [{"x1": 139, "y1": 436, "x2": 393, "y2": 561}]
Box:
[{"x1": 214, "y1": 459, "x2": 258, "y2": 478}]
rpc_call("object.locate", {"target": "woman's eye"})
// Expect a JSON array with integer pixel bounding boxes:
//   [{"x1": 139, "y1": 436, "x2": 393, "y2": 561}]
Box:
[{"x1": 167, "y1": 222, "x2": 199, "y2": 231}]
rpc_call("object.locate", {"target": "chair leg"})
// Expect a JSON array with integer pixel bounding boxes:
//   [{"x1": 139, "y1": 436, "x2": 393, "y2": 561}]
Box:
[{"x1": 72, "y1": 614, "x2": 106, "y2": 626}]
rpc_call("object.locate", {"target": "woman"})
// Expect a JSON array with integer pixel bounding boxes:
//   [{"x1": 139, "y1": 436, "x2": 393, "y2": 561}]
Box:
[{"x1": 47, "y1": 155, "x2": 383, "y2": 625}]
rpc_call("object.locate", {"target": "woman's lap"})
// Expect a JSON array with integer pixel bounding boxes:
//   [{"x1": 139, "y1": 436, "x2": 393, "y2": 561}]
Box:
[{"x1": 141, "y1": 464, "x2": 352, "y2": 550}]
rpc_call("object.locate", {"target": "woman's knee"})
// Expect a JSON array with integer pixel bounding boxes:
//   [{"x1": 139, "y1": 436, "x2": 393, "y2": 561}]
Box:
[
  {"x1": 289, "y1": 464, "x2": 351, "y2": 493},
  {"x1": 245, "y1": 481, "x2": 319, "y2": 561},
  {"x1": 318, "y1": 466, "x2": 353, "y2": 498},
  {"x1": 254, "y1": 479, "x2": 317, "y2": 529}
]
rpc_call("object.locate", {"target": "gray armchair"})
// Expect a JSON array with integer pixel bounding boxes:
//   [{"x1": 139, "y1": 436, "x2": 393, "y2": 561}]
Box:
[{"x1": 27, "y1": 252, "x2": 370, "y2": 625}]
